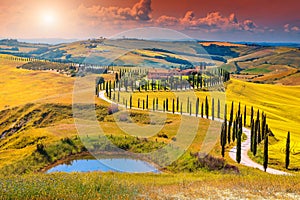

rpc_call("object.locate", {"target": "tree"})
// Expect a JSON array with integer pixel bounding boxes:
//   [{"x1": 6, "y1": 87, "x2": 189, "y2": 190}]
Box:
[
  {"x1": 244, "y1": 105, "x2": 247, "y2": 126},
  {"x1": 285, "y1": 131, "x2": 290, "y2": 169},
  {"x1": 251, "y1": 106, "x2": 254, "y2": 123},
  {"x1": 166, "y1": 98, "x2": 169, "y2": 111},
  {"x1": 236, "y1": 129, "x2": 242, "y2": 163},
  {"x1": 253, "y1": 119, "x2": 258, "y2": 156},
  {"x1": 146, "y1": 95, "x2": 149, "y2": 109},
  {"x1": 228, "y1": 102, "x2": 234, "y2": 144},
  {"x1": 250, "y1": 118, "x2": 254, "y2": 152},
  {"x1": 115, "y1": 72, "x2": 119, "y2": 83},
  {"x1": 263, "y1": 133, "x2": 269, "y2": 172},
  {"x1": 129, "y1": 95, "x2": 132, "y2": 109},
  {"x1": 220, "y1": 122, "x2": 226, "y2": 157},
  {"x1": 172, "y1": 99, "x2": 175, "y2": 114},
  {"x1": 217, "y1": 99, "x2": 220, "y2": 119},
  {"x1": 205, "y1": 96, "x2": 209, "y2": 119},
  {"x1": 212, "y1": 98, "x2": 215, "y2": 120}
]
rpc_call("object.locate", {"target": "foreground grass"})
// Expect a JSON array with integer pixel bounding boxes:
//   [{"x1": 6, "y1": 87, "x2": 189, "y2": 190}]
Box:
[{"x1": 0, "y1": 171, "x2": 299, "y2": 199}]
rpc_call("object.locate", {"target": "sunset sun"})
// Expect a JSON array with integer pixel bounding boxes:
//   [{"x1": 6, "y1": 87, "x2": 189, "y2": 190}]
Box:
[{"x1": 42, "y1": 12, "x2": 56, "y2": 25}]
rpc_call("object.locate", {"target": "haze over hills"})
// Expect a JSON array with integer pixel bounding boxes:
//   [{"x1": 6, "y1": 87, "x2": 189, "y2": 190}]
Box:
[{"x1": 1, "y1": 38, "x2": 299, "y2": 85}]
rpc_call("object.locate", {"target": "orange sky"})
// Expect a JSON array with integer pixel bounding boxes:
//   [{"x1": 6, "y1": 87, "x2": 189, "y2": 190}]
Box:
[{"x1": 0, "y1": 0, "x2": 299, "y2": 42}]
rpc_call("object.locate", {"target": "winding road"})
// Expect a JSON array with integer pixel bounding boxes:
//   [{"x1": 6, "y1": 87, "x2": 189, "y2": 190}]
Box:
[{"x1": 98, "y1": 91, "x2": 289, "y2": 175}]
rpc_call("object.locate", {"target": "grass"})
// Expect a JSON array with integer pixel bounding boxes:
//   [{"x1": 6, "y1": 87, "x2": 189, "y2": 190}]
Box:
[
  {"x1": 0, "y1": 171, "x2": 300, "y2": 199},
  {"x1": 226, "y1": 79, "x2": 300, "y2": 170},
  {"x1": 0, "y1": 173, "x2": 140, "y2": 200},
  {"x1": 112, "y1": 78, "x2": 300, "y2": 170},
  {"x1": 1, "y1": 55, "x2": 300, "y2": 198},
  {"x1": 242, "y1": 67, "x2": 272, "y2": 74}
]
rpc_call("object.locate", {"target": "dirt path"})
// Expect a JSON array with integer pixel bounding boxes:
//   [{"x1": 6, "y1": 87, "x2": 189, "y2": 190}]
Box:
[
  {"x1": 229, "y1": 127, "x2": 289, "y2": 175},
  {"x1": 98, "y1": 91, "x2": 290, "y2": 175}
]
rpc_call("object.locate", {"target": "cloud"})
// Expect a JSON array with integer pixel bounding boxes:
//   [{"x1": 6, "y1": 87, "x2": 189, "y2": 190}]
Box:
[
  {"x1": 284, "y1": 24, "x2": 300, "y2": 32},
  {"x1": 132, "y1": 0, "x2": 152, "y2": 21},
  {"x1": 284, "y1": 24, "x2": 290, "y2": 32},
  {"x1": 156, "y1": 15, "x2": 179, "y2": 26},
  {"x1": 243, "y1": 20, "x2": 257, "y2": 31},
  {"x1": 157, "y1": 11, "x2": 258, "y2": 33},
  {"x1": 77, "y1": 0, "x2": 152, "y2": 23},
  {"x1": 291, "y1": 26, "x2": 300, "y2": 32}
]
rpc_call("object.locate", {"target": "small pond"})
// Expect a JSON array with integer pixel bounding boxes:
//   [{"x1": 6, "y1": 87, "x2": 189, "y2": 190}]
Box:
[{"x1": 47, "y1": 158, "x2": 160, "y2": 173}]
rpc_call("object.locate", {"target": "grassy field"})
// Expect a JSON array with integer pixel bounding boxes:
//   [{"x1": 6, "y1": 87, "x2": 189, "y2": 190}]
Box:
[
  {"x1": 114, "y1": 79, "x2": 300, "y2": 170},
  {"x1": 0, "y1": 55, "x2": 300, "y2": 198},
  {"x1": 0, "y1": 171, "x2": 300, "y2": 199}
]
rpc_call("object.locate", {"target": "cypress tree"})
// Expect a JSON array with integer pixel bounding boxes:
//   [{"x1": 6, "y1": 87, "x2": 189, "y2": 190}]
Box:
[
  {"x1": 217, "y1": 99, "x2": 220, "y2": 119},
  {"x1": 156, "y1": 98, "x2": 158, "y2": 111},
  {"x1": 190, "y1": 103, "x2": 192, "y2": 116},
  {"x1": 236, "y1": 129, "x2": 242, "y2": 163},
  {"x1": 238, "y1": 102, "x2": 241, "y2": 117},
  {"x1": 228, "y1": 102, "x2": 234, "y2": 144},
  {"x1": 172, "y1": 99, "x2": 175, "y2": 114},
  {"x1": 166, "y1": 98, "x2": 169, "y2": 111},
  {"x1": 205, "y1": 96, "x2": 209, "y2": 119},
  {"x1": 129, "y1": 95, "x2": 132, "y2": 109},
  {"x1": 143, "y1": 100, "x2": 145, "y2": 110},
  {"x1": 153, "y1": 98, "x2": 155, "y2": 111},
  {"x1": 257, "y1": 119, "x2": 261, "y2": 144},
  {"x1": 263, "y1": 133, "x2": 269, "y2": 172},
  {"x1": 285, "y1": 131, "x2": 290, "y2": 169},
  {"x1": 146, "y1": 95, "x2": 149, "y2": 109},
  {"x1": 253, "y1": 119, "x2": 258, "y2": 156},
  {"x1": 196, "y1": 98, "x2": 199, "y2": 117},
  {"x1": 105, "y1": 81, "x2": 108, "y2": 96},
  {"x1": 221, "y1": 122, "x2": 226, "y2": 157},
  {"x1": 176, "y1": 97, "x2": 179, "y2": 112},
  {"x1": 138, "y1": 98, "x2": 140, "y2": 108},
  {"x1": 250, "y1": 106, "x2": 254, "y2": 123},
  {"x1": 250, "y1": 118, "x2": 254, "y2": 152},
  {"x1": 212, "y1": 98, "x2": 215, "y2": 120},
  {"x1": 244, "y1": 105, "x2": 247, "y2": 126},
  {"x1": 229, "y1": 102, "x2": 234, "y2": 125}
]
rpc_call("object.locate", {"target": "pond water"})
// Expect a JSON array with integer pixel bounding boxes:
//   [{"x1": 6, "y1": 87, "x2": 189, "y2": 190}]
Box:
[{"x1": 47, "y1": 158, "x2": 160, "y2": 173}]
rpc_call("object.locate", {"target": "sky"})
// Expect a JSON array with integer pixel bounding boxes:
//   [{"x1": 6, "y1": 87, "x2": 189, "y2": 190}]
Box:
[{"x1": 0, "y1": 0, "x2": 299, "y2": 42}]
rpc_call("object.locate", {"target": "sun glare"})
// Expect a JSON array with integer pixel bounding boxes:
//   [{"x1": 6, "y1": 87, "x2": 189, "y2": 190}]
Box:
[{"x1": 42, "y1": 12, "x2": 55, "y2": 25}]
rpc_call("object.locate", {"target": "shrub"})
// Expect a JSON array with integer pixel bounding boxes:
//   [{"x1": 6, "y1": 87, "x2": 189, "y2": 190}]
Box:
[{"x1": 108, "y1": 104, "x2": 119, "y2": 115}]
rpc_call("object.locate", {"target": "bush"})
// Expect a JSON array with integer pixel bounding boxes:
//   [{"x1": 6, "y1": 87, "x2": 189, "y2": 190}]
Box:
[{"x1": 108, "y1": 104, "x2": 119, "y2": 115}]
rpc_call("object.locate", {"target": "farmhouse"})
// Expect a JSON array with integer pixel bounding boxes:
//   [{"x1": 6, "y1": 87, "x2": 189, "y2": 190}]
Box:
[
  {"x1": 148, "y1": 66, "x2": 205, "y2": 79},
  {"x1": 148, "y1": 69, "x2": 181, "y2": 79}
]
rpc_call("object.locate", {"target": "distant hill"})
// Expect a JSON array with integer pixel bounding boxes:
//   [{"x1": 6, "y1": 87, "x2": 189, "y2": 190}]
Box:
[{"x1": 1, "y1": 38, "x2": 299, "y2": 85}]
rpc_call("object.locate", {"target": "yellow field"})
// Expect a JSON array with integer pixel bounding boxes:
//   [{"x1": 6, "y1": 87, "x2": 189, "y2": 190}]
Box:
[
  {"x1": 0, "y1": 55, "x2": 299, "y2": 172},
  {"x1": 226, "y1": 79, "x2": 300, "y2": 168},
  {"x1": 114, "y1": 79, "x2": 300, "y2": 169},
  {"x1": 0, "y1": 56, "x2": 74, "y2": 108}
]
